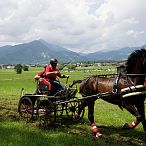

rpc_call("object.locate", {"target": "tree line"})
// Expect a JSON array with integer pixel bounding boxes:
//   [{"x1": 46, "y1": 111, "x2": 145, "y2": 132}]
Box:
[{"x1": 14, "y1": 63, "x2": 76, "y2": 74}]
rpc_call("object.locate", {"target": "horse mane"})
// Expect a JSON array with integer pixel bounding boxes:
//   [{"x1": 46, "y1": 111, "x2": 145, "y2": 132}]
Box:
[{"x1": 126, "y1": 47, "x2": 146, "y2": 73}]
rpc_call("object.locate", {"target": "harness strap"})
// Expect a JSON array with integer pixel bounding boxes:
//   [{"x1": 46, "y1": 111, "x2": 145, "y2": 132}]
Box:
[
  {"x1": 113, "y1": 73, "x2": 136, "y2": 94},
  {"x1": 113, "y1": 73, "x2": 121, "y2": 93}
]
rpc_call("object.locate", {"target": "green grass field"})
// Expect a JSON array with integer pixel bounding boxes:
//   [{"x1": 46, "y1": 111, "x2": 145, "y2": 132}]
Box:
[{"x1": 0, "y1": 66, "x2": 146, "y2": 146}]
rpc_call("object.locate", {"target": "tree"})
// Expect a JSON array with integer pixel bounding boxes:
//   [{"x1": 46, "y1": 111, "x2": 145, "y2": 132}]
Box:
[
  {"x1": 23, "y1": 65, "x2": 29, "y2": 71},
  {"x1": 15, "y1": 64, "x2": 23, "y2": 74}
]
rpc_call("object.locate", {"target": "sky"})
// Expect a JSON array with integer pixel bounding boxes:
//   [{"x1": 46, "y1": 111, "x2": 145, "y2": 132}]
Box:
[{"x1": 0, "y1": 0, "x2": 146, "y2": 53}]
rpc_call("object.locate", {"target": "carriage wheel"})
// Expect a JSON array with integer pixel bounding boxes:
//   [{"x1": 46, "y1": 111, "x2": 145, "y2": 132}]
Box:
[
  {"x1": 66, "y1": 97, "x2": 85, "y2": 122},
  {"x1": 38, "y1": 100, "x2": 55, "y2": 126},
  {"x1": 55, "y1": 103, "x2": 64, "y2": 117},
  {"x1": 18, "y1": 97, "x2": 34, "y2": 122}
]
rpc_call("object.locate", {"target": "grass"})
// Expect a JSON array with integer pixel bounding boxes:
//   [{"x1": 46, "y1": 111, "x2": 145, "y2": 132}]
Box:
[
  {"x1": 0, "y1": 66, "x2": 115, "y2": 98},
  {"x1": 0, "y1": 67, "x2": 146, "y2": 146},
  {"x1": 0, "y1": 120, "x2": 102, "y2": 146}
]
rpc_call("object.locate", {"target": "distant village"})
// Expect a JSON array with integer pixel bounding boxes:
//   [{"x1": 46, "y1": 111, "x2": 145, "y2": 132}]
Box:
[{"x1": 0, "y1": 60, "x2": 126, "y2": 70}]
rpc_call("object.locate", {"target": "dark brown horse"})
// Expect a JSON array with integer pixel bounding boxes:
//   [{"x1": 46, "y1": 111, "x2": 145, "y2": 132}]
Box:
[{"x1": 69, "y1": 48, "x2": 146, "y2": 138}]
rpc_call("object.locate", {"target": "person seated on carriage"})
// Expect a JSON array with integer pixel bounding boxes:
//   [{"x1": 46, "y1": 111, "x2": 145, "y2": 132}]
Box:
[{"x1": 35, "y1": 58, "x2": 69, "y2": 95}]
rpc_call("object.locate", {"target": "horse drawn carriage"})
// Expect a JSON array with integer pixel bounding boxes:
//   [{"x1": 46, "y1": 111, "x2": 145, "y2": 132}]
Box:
[{"x1": 18, "y1": 78, "x2": 85, "y2": 125}]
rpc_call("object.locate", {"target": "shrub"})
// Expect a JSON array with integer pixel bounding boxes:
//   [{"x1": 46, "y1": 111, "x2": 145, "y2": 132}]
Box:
[
  {"x1": 14, "y1": 64, "x2": 23, "y2": 74},
  {"x1": 23, "y1": 65, "x2": 29, "y2": 71}
]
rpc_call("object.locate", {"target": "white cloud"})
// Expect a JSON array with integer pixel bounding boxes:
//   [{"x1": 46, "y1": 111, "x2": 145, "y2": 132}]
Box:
[{"x1": 0, "y1": 0, "x2": 146, "y2": 53}]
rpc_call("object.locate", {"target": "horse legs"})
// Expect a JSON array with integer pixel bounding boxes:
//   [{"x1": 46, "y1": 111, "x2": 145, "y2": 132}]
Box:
[
  {"x1": 88, "y1": 100, "x2": 95, "y2": 123},
  {"x1": 77, "y1": 98, "x2": 102, "y2": 138},
  {"x1": 123, "y1": 102, "x2": 146, "y2": 137},
  {"x1": 77, "y1": 99, "x2": 94, "y2": 122},
  {"x1": 135, "y1": 103, "x2": 146, "y2": 137},
  {"x1": 88, "y1": 100, "x2": 102, "y2": 138},
  {"x1": 123, "y1": 104, "x2": 142, "y2": 129}
]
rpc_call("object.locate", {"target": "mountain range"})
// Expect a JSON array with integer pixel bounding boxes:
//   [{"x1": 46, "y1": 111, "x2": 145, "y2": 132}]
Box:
[{"x1": 0, "y1": 39, "x2": 145, "y2": 64}]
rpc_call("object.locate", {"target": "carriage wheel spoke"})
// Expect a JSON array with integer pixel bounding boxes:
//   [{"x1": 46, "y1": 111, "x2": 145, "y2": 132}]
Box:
[
  {"x1": 66, "y1": 97, "x2": 84, "y2": 121},
  {"x1": 19, "y1": 97, "x2": 34, "y2": 122}
]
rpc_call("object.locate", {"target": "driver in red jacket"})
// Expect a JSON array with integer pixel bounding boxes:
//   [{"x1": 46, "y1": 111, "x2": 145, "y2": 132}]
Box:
[
  {"x1": 44, "y1": 58, "x2": 69, "y2": 94},
  {"x1": 44, "y1": 58, "x2": 68, "y2": 80},
  {"x1": 35, "y1": 58, "x2": 69, "y2": 95}
]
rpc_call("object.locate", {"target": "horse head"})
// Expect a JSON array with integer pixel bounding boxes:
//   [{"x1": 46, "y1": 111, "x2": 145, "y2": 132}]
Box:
[{"x1": 126, "y1": 48, "x2": 146, "y2": 84}]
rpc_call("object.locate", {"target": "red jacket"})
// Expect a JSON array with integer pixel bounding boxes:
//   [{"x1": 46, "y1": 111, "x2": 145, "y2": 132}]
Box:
[{"x1": 44, "y1": 64, "x2": 61, "y2": 80}]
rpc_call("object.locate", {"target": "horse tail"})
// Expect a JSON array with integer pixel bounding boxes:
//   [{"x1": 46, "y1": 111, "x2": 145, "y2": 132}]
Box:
[{"x1": 69, "y1": 80, "x2": 82, "y2": 88}]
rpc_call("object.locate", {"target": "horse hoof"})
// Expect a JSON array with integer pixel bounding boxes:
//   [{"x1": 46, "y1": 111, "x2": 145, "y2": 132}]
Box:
[
  {"x1": 95, "y1": 132, "x2": 102, "y2": 138},
  {"x1": 123, "y1": 123, "x2": 130, "y2": 130},
  {"x1": 91, "y1": 123, "x2": 98, "y2": 133}
]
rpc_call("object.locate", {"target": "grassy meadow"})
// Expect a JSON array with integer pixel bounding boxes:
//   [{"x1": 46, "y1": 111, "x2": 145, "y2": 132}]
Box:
[{"x1": 0, "y1": 66, "x2": 146, "y2": 146}]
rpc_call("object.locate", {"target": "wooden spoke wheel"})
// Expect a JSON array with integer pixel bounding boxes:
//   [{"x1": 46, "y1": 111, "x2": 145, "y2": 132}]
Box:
[
  {"x1": 18, "y1": 97, "x2": 34, "y2": 122},
  {"x1": 66, "y1": 97, "x2": 85, "y2": 122},
  {"x1": 37, "y1": 100, "x2": 55, "y2": 126}
]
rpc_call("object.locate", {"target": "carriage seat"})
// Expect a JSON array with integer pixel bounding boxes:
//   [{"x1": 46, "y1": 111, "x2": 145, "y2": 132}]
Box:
[
  {"x1": 35, "y1": 78, "x2": 63, "y2": 96},
  {"x1": 36, "y1": 79, "x2": 49, "y2": 95}
]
